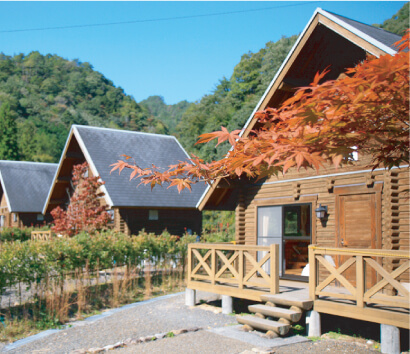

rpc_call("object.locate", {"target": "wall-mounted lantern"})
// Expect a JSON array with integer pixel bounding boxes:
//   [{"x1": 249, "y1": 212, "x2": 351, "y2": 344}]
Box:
[{"x1": 315, "y1": 204, "x2": 328, "y2": 220}]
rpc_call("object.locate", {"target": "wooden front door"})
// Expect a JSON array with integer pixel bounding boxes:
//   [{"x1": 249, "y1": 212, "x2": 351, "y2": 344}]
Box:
[{"x1": 335, "y1": 185, "x2": 382, "y2": 286}]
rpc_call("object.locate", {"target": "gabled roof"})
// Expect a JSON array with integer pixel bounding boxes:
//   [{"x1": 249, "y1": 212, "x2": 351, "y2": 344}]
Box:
[
  {"x1": 197, "y1": 7, "x2": 401, "y2": 211},
  {"x1": 44, "y1": 125, "x2": 206, "y2": 212},
  {"x1": 0, "y1": 161, "x2": 57, "y2": 213}
]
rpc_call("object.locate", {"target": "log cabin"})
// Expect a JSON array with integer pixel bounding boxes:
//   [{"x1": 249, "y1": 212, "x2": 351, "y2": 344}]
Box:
[
  {"x1": 186, "y1": 8, "x2": 409, "y2": 344},
  {"x1": 0, "y1": 161, "x2": 57, "y2": 229},
  {"x1": 43, "y1": 125, "x2": 205, "y2": 236}
]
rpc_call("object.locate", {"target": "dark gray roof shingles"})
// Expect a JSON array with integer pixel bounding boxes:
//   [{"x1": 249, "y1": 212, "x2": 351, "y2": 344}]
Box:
[
  {"x1": 325, "y1": 10, "x2": 402, "y2": 51},
  {"x1": 0, "y1": 161, "x2": 58, "y2": 213},
  {"x1": 74, "y1": 126, "x2": 206, "y2": 208}
]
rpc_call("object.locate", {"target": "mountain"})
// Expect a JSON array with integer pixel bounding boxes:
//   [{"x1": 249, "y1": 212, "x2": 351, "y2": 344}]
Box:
[
  {"x1": 139, "y1": 95, "x2": 190, "y2": 135},
  {"x1": 0, "y1": 52, "x2": 167, "y2": 162}
]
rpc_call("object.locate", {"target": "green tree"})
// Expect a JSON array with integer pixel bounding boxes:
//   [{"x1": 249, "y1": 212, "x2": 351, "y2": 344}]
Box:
[{"x1": 0, "y1": 102, "x2": 20, "y2": 160}]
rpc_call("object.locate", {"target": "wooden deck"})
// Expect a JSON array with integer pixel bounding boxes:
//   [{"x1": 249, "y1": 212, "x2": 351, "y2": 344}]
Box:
[{"x1": 187, "y1": 243, "x2": 410, "y2": 329}]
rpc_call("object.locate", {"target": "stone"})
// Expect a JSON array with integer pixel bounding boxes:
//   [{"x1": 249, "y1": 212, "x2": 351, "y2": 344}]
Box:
[
  {"x1": 123, "y1": 338, "x2": 132, "y2": 345},
  {"x1": 264, "y1": 330, "x2": 279, "y2": 339},
  {"x1": 113, "y1": 342, "x2": 123, "y2": 348},
  {"x1": 188, "y1": 327, "x2": 201, "y2": 332},
  {"x1": 154, "y1": 333, "x2": 166, "y2": 339},
  {"x1": 102, "y1": 345, "x2": 115, "y2": 351},
  {"x1": 172, "y1": 329, "x2": 188, "y2": 335},
  {"x1": 380, "y1": 324, "x2": 400, "y2": 354},
  {"x1": 70, "y1": 350, "x2": 87, "y2": 354},
  {"x1": 185, "y1": 288, "x2": 196, "y2": 306},
  {"x1": 87, "y1": 348, "x2": 103, "y2": 353},
  {"x1": 130, "y1": 340, "x2": 138, "y2": 345},
  {"x1": 222, "y1": 295, "x2": 233, "y2": 314},
  {"x1": 306, "y1": 310, "x2": 321, "y2": 337}
]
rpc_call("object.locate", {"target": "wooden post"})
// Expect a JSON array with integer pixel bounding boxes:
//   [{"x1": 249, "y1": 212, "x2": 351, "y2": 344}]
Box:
[
  {"x1": 270, "y1": 244, "x2": 279, "y2": 294},
  {"x1": 356, "y1": 255, "x2": 364, "y2": 308},
  {"x1": 187, "y1": 244, "x2": 192, "y2": 283},
  {"x1": 238, "y1": 250, "x2": 244, "y2": 290},
  {"x1": 211, "y1": 247, "x2": 216, "y2": 285},
  {"x1": 309, "y1": 245, "x2": 317, "y2": 301}
]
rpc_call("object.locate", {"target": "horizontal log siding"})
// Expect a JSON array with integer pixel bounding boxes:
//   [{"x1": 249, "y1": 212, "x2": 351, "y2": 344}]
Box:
[
  {"x1": 236, "y1": 166, "x2": 409, "y2": 283},
  {"x1": 116, "y1": 208, "x2": 202, "y2": 237}
]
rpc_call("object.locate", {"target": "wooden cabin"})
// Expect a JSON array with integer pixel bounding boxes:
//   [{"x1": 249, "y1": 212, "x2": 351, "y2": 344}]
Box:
[
  {"x1": 43, "y1": 125, "x2": 205, "y2": 236},
  {"x1": 186, "y1": 8, "x2": 409, "y2": 342},
  {"x1": 0, "y1": 161, "x2": 57, "y2": 229}
]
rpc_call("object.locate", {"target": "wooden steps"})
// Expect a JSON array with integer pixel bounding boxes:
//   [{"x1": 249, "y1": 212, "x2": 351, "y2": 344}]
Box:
[
  {"x1": 236, "y1": 315, "x2": 290, "y2": 335},
  {"x1": 248, "y1": 304, "x2": 302, "y2": 322},
  {"x1": 260, "y1": 294, "x2": 313, "y2": 310},
  {"x1": 236, "y1": 293, "x2": 313, "y2": 337}
]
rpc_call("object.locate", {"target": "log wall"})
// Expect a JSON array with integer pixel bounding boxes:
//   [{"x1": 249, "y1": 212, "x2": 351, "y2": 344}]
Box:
[{"x1": 236, "y1": 163, "x2": 409, "y2": 281}]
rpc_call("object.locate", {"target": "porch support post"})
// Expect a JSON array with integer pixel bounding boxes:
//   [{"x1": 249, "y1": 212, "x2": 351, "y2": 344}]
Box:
[
  {"x1": 222, "y1": 295, "x2": 233, "y2": 314},
  {"x1": 306, "y1": 310, "x2": 321, "y2": 337},
  {"x1": 185, "y1": 288, "x2": 196, "y2": 307},
  {"x1": 381, "y1": 324, "x2": 400, "y2": 354}
]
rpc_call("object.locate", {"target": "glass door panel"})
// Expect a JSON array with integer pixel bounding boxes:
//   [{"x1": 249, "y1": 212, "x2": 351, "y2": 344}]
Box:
[
  {"x1": 283, "y1": 205, "x2": 311, "y2": 278},
  {"x1": 257, "y1": 206, "x2": 283, "y2": 275}
]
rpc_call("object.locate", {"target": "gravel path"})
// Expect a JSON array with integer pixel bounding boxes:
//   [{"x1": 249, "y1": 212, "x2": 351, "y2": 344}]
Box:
[{"x1": 1, "y1": 292, "x2": 382, "y2": 354}]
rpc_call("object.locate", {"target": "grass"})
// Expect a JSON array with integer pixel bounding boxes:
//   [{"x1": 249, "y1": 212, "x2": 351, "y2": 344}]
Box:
[{"x1": 0, "y1": 266, "x2": 186, "y2": 344}]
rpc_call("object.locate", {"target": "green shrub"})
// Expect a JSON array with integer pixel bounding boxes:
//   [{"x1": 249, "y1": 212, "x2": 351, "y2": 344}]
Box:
[{"x1": 0, "y1": 229, "x2": 197, "y2": 295}]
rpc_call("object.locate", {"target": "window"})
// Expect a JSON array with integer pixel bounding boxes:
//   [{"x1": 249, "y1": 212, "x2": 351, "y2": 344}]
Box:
[
  {"x1": 37, "y1": 214, "x2": 44, "y2": 221},
  {"x1": 107, "y1": 209, "x2": 114, "y2": 223},
  {"x1": 149, "y1": 210, "x2": 158, "y2": 220},
  {"x1": 0, "y1": 215, "x2": 4, "y2": 228},
  {"x1": 13, "y1": 213, "x2": 17, "y2": 223}
]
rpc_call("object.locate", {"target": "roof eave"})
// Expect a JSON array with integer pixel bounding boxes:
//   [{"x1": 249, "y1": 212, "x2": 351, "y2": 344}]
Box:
[{"x1": 73, "y1": 126, "x2": 114, "y2": 208}]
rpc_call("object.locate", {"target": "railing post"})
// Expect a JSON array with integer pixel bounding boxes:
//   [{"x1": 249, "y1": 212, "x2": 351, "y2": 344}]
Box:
[
  {"x1": 356, "y1": 255, "x2": 364, "y2": 308},
  {"x1": 270, "y1": 244, "x2": 279, "y2": 294},
  {"x1": 309, "y1": 245, "x2": 317, "y2": 301},
  {"x1": 187, "y1": 244, "x2": 192, "y2": 284},
  {"x1": 238, "y1": 250, "x2": 244, "y2": 290},
  {"x1": 211, "y1": 247, "x2": 216, "y2": 285}
]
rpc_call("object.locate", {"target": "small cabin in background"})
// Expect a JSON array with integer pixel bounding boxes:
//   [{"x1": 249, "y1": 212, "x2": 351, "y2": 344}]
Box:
[
  {"x1": 0, "y1": 161, "x2": 57, "y2": 229},
  {"x1": 43, "y1": 125, "x2": 205, "y2": 236}
]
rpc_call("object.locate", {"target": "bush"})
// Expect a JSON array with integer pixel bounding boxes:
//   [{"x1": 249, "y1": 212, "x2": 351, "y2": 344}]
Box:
[
  {"x1": 0, "y1": 226, "x2": 49, "y2": 243},
  {"x1": 0, "y1": 229, "x2": 197, "y2": 295}
]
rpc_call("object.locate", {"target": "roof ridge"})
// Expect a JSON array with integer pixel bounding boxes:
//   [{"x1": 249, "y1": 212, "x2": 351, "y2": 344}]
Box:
[
  {"x1": 73, "y1": 124, "x2": 176, "y2": 139},
  {"x1": 0, "y1": 160, "x2": 58, "y2": 166}
]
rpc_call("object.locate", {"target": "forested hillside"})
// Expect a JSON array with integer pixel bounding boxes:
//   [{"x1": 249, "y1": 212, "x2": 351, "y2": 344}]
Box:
[
  {"x1": 0, "y1": 4, "x2": 407, "y2": 164},
  {"x1": 0, "y1": 52, "x2": 167, "y2": 162},
  {"x1": 175, "y1": 35, "x2": 298, "y2": 161},
  {"x1": 139, "y1": 95, "x2": 190, "y2": 134},
  {"x1": 374, "y1": 2, "x2": 409, "y2": 35}
]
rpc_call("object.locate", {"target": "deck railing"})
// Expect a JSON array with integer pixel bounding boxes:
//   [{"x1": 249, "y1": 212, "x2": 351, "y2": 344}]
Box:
[
  {"x1": 309, "y1": 245, "x2": 410, "y2": 328},
  {"x1": 187, "y1": 243, "x2": 279, "y2": 301}
]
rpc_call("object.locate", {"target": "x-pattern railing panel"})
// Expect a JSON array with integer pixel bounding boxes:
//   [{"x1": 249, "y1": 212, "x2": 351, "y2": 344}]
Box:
[
  {"x1": 187, "y1": 243, "x2": 280, "y2": 295},
  {"x1": 310, "y1": 246, "x2": 410, "y2": 311}
]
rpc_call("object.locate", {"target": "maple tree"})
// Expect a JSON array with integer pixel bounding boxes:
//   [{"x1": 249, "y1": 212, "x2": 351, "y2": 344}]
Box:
[
  {"x1": 111, "y1": 32, "x2": 409, "y2": 192},
  {"x1": 51, "y1": 162, "x2": 111, "y2": 236}
]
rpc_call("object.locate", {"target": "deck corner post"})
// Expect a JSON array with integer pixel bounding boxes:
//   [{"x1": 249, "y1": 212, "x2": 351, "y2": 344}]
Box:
[
  {"x1": 185, "y1": 288, "x2": 196, "y2": 307},
  {"x1": 270, "y1": 244, "x2": 279, "y2": 294},
  {"x1": 306, "y1": 310, "x2": 321, "y2": 337},
  {"x1": 381, "y1": 324, "x2": 400, "y2": 354},
  {"x1": 222, "y1": 295, "x2": 233, "y2": 314}
]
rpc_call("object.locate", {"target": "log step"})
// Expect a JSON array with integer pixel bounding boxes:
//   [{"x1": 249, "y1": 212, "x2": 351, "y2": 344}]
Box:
[
  {"x1": 248, "y1": 304, "x2": 302, "y2": 322},
  {"x1": 260, "y1": 294, "x2": 313, "y2": 310},
  {"x1": 236, "y1": 315, "x2": 290, "y2": 335}
]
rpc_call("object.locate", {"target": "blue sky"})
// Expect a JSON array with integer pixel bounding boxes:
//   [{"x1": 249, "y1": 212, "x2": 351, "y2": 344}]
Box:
[{"x1": 0, "y1": 1, "x2": 406, "y2": 105}]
